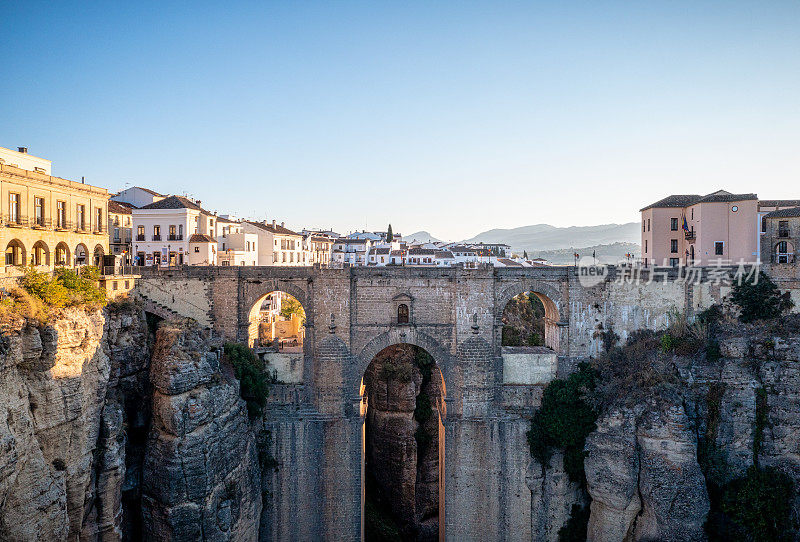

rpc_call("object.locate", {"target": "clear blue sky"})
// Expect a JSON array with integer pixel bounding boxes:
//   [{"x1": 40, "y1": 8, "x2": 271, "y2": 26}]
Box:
[{"x1": 3, "y1": 1, "x2": 799, "y2": 240}]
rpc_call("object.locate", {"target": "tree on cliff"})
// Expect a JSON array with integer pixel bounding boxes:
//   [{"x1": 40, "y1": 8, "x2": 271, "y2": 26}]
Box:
[{"x1": 730, "y1": 270, "x2": 793, "y2": 322}]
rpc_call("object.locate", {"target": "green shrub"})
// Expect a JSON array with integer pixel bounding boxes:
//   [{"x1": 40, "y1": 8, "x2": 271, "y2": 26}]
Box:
[
  {"x1": 224, "y1": 342, "x2": 272, "y2": 418},
  {"x1": 720, "y1": 466, "x2": 795, "y2": 541},
  {"x1": 527, "y1": 362, "x2": 598, "y2": 482},
  {"x1": 14, "y1": 266, "x2": 106, "y2": 318},
  {"x1": 730, "y1": 271, "x2": 793, "y2": 323}
]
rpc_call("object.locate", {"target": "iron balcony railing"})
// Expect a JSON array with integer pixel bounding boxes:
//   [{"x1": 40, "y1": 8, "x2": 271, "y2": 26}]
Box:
[
  {"x1": 3, "y1": 214, "x2": 28, "y2": 227},
  {"x1": 54, "y1": 218, "x2": 72, "y2": 230},
  {"x1": 31, "y1": 217, "x2": 51, "y2": 229},
  {"x1": 684, "y1": 230, "x2": 696, "y2": 241},
  {"x1": 136, "y1": 234, "x2": 146, "y2": 241},
  {"x1": 152, "y1": 235, "x2": 162, "y2": 241},
  {"x1": 779, "y1": 229, "x2": 790, "y2": 238},
  {"x1": 93, "y1": 223, "x2": 107, "y2": 233},
  {"x1": 167, "y1": 234, "x2": 184, "y2": 241}
]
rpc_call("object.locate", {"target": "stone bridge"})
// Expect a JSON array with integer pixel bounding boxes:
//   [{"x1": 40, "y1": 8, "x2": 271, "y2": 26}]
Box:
[{"x1": 132, "y1": 264, "x2": 730, "y2": 541}]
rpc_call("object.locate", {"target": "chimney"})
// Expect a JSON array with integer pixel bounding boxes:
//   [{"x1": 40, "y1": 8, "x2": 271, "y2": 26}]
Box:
[
  {"x1": 17, "y1": 147, "x2": 27, "y2": 154},
  {"x1": 281, "y1": 221, "x2": 285, "y2": 228},
  {"x1": 272, "y1": 219, "x2": 276, "y2": 228}
]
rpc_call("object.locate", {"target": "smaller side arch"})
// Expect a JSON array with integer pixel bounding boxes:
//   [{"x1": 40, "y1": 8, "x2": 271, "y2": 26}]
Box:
[
  {"x1": 74, "y1": 243, "x2": 89, "y2": 266},
  {"x1": 4, "y1": 239, "x2": 26, "y2": 266},
  {"x1": 54, "y1": 242, "x2": 71, "y2": 266},
  {"x1": 32, "y1": 240, "x2": 50, "y2": 267}
]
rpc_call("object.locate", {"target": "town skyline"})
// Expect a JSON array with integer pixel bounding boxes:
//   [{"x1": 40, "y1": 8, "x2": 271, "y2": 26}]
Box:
[{"x1": 4, "y1": 2, "x2": 800, "y2": 240}]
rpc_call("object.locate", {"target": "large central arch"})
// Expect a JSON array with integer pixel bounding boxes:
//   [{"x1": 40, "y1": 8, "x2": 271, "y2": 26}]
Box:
[{"x1": 357, "y1": 337, "x2": 448, "y2": 542}]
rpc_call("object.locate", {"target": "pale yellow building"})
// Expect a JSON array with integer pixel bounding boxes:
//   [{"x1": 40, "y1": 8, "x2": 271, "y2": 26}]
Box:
[{"x1": 0, "y1": 147, "x2": 109, "y2": 271}]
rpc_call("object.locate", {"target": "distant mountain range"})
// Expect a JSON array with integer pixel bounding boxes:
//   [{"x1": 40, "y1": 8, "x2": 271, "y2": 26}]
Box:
[
  {"x1": 463, "y1": 222, "x2": 641, "y2": 252},
  {"x1": 404, "y1": 223, "x2": 641, "y2": 263},
  {"x1": 402, "y1": 231, "x2": 441, "y2": 243}
]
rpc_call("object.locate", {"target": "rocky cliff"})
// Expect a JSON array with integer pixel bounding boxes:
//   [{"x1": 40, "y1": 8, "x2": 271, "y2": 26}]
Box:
[
  {"x1": 0, "y1": 305, "x2": 261, "y2": 542},
  {"x1": 578, "y1": 319, "x2": 800, "y2": 541}
]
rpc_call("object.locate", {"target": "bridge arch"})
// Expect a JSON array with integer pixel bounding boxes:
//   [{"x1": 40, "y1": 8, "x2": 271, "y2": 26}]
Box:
[
  {"x1": 354, "y1": 328, "x2": 452, "y2": 399},
  {"x1": 240, "y1": 279, "x2": 311, "y2": 345},
  {"x1": 496, "y1": 280, "x2": 567, "y2": 352}
]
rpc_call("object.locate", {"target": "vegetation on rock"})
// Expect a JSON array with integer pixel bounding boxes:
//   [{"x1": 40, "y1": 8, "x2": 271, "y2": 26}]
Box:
[
  {"x1": 527, "y1": 362, "x2": 598, "y2": 482},
  {"x1": 224, "y1": 342, "x2": 274, "y2": 418},
  {"x1": 502, "y1": 293, "x2": 545, "y2": 347},
  {"x1": 0, "y1": 266, "x2": 107, "y2": 322},
  {"x1": 730, "y1": 270, "x2": 793, "y2": 323}
]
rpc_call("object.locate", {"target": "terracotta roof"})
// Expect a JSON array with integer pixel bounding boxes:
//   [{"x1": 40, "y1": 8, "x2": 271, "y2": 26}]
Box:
[
  {"x1": 108, "y1": 200, "x2": 133, "y2": 214},
  {"x1": 640, "y1": 194, "x2": 702, "y2": 211},
  {"x1": 695, "y1": 190, "x2": 757, "y2": 204},
  {"x1": 409, "y1": 248, "x2": 435, "y2": 255},
  {"x1": 765, "y1": 207, "x2": 800, "y2": 218},
  {"x1": 760, "y1": 199, "x2": 800, "y2": 208},
  {"x1": 245, "y1": 220, "x2": 300, "y2": 236},
  {"x1": 189, "y1": 233, "x2": 216, "y2": 243},
  {"x1": 497, "y1": 258, "x2": 523, "y2": 267},
  {"x1": 140, "y1": 195, "x2": 204, "y2": 211},
  {"x1": 641, "y1": 190, "x2": 758, "y2": 211},
  {"x1": 372, "y1": 248, "x2": 391, "y2": 255},
  {"x1": 435, "y1": 250, "x2": 454, "y2": 259}
]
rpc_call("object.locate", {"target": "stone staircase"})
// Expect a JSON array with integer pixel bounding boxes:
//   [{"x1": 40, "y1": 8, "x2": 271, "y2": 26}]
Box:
[{"x1": 135, "y1": 292, "x2": 185, "y2": 322}]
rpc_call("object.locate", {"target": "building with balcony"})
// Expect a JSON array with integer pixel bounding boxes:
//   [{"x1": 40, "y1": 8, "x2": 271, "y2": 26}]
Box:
[
  {"x1": 108, "y1": 200, "x2": 134, "y2": 261},
  {"x1": 0, "y1": 146, "x2": 109, "y2": 270},
  {"x1": 761, "y1": 207, "x2": 800, "y2": 264},
  {"x1": 641, "y1": 190, "x2": 800, "y2": 267},
  {"x1": 124, "y1": 194, "x2": 217, "y2": 266}
]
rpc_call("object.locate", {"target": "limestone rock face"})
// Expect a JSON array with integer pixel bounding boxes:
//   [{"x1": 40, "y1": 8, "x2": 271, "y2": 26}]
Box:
[
  {"x1": 585, "y1": 394, "x2": 710, "y2": 542},
  {"x1": 141, "y1": 323, "x2": 262, "y2": 541},
  {"x1": 0, "y1": 309, "x2": 110, "y2": 540}
]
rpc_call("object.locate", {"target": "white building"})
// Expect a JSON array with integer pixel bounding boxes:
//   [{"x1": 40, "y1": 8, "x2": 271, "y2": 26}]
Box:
[
  {"x1": 332, "y1": 237, "x2": 372, "y2": 265},
  {"x1": 217, "y1": 217, "x2": 259, "y2": 266},
  {"x1": 243, "y1": 220, "x2": 308, "y2": 266},
  {"x1": 123, "y1": 195, "x2": 217, "y2": 266},
  {"x1": 112, "y1": 186, "x2": 164, "y2": 209}
]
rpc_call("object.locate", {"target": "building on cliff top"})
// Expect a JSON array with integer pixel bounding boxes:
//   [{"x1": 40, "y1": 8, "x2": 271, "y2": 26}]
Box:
[
  {"x1": 0, "y1": 146, "x2": 109, "y2": 271},
  {"x1": 641, "y1": 189, "x2": 800, "y2": 267}
]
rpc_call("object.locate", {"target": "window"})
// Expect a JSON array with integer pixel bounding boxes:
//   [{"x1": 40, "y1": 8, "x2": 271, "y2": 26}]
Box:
[
  {"x1": 169, "y1": 225, "x2": 176, "y2": 240},
  {"x1": 114, "y1": 227, "x2": 120, "y2": 242},
  {"x1": 777, "y1": 241, "x2": 790, "y2": 263},
  {"x1": 715, "y1": 242, "x2": 724, "y2": 255},
  {"x1": 762, "y1": 216, "x2": 768, "y2": 233},
  {"x1": 644, "y1": 239, "x2": 648, "y2": 254},
  {"x1": 153, "y1": 225, "x2": 161, "y2": 241},
  {"x1": 669, "y1": 258, "x2": 680, "y2": 267},
  {"x1": 178, "y1": 224, "x2": 183, "y2": 239},
  {"x1": 397, "y1": 304, "x2": 409, "y2": 324},
  {"x1": 137, "y1": 225, "x2": 145, "y2": 241},
  {"x1": 56, "y1": 201, "x2": 66, "y2": 228},
  {"x1": 95, "y1": 208, "x2": 103, "y2": 231},
  {"x1": 691, "y1": 208, "x2": 694, "y2": 220},
  {"x1": 8, "y1": 193, "x2": 20, "y2": 223},
  {"x1": 194, "y1": 246, "x2": 200, "y2": 253},
  {"x1": 779, "y1": 221, "x2": 789, "y2": 238},
  {"x1": 670, "y1": 218, "x2": 678, "y2": 231},
  {"x1": 647, "y1": 218, "x2": 650, "y2": 232},
  {"x1": 34, "y1": 197, "x2": 45, "y2": 226},
  {"x1": 670, "y1": 239, "x2": 678, "y2": 253}
]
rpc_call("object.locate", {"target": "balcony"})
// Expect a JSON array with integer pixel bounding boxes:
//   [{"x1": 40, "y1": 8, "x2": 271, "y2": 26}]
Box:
[
  {"x1": 93, "y1": 223, "x2": 107, "y2": 234},
  {"x1": 54, "y1": 219, "x2": 72, "y2": 231},
  {"x1": 32, "y1": 217, "x2": 51, "y2": 229},
  {"x1": 167, "y1": 235, "x2": 184, "y2": 241},
  {"x1": 3, "y1": 214, "x2": 28, "y2": 228},
  {"x1": 152, "y1": 235, "x2": 162, "y2": 241},
  {"x1": 779, "y1": 229, "x2": 790, "y2": 238},
  {"x1": 75, "y1": 222, "x2": 88, "y2": 232},
  {"x1": 684, "y1": 230, "x2": 696, "y2": 242},
  {"x1": 136, "y1": 234, "x2": 146, "y2": 242}
]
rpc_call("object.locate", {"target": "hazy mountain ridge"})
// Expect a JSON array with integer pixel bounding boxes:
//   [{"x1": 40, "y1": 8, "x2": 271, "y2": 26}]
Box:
[
  {"x1": 463, "y1": 222, "x2": 641, "y2": 252},
  {"x1": 402, "y1": 231, "x2": 441, "y2": 243}
]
